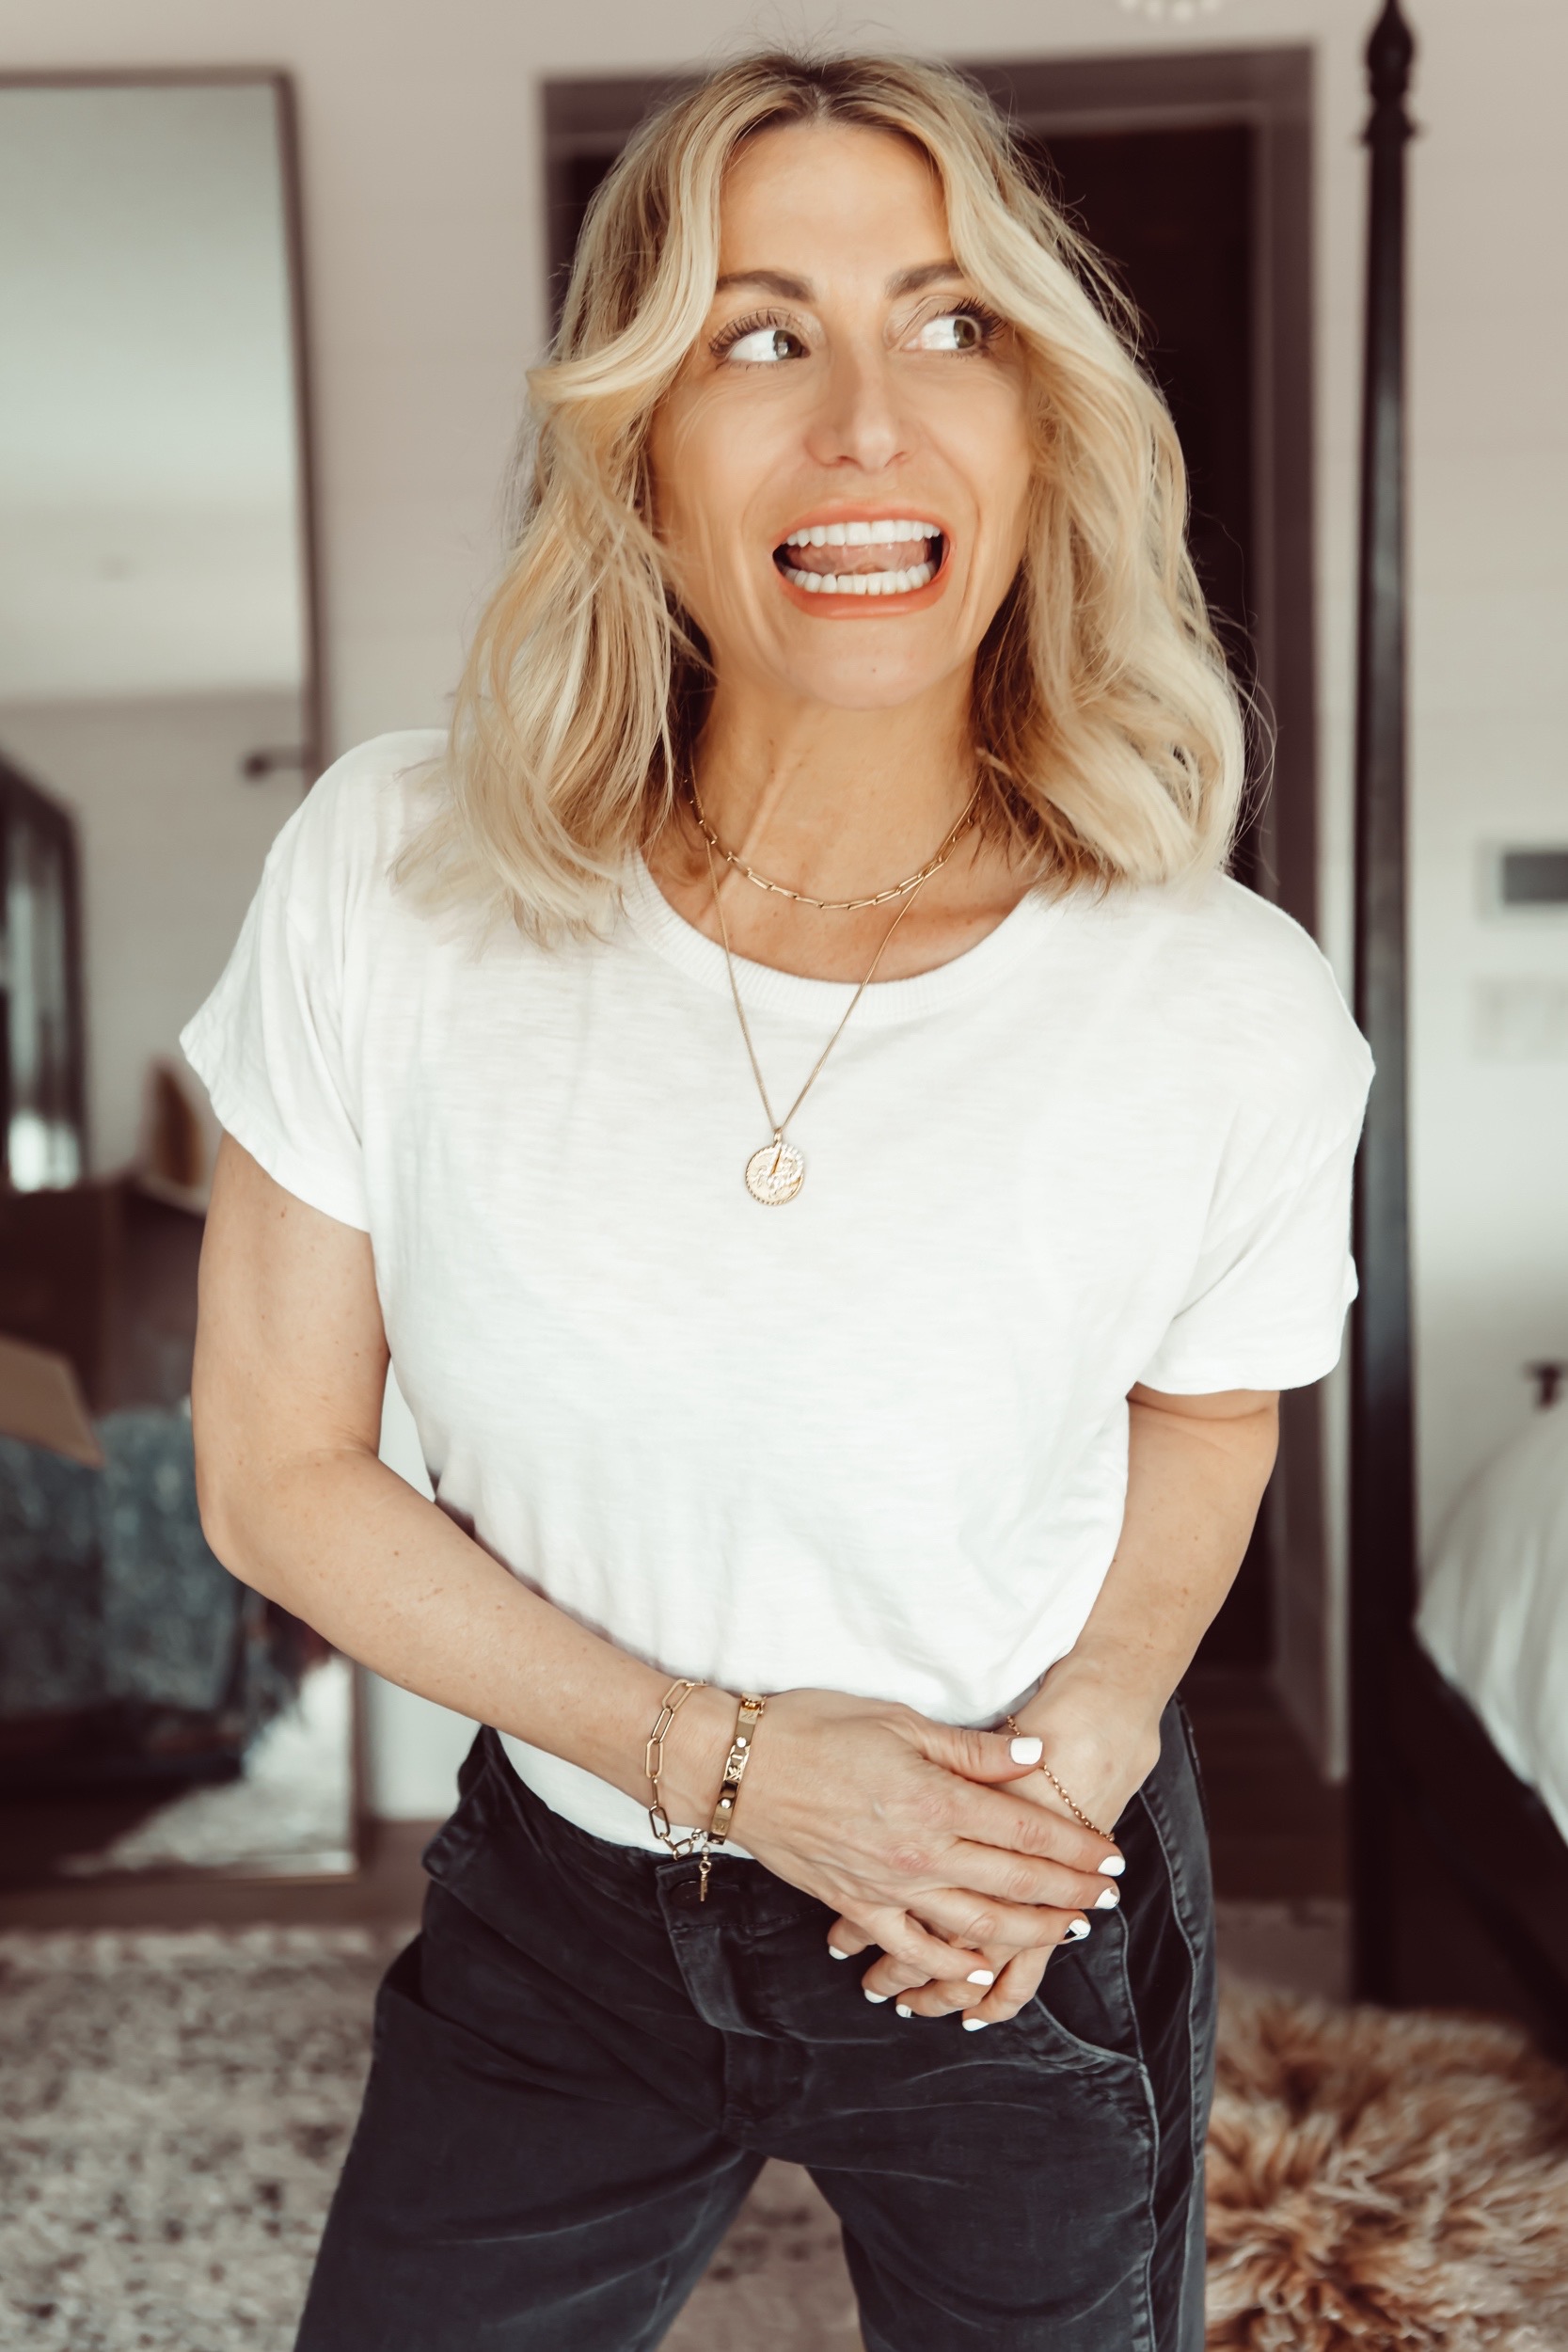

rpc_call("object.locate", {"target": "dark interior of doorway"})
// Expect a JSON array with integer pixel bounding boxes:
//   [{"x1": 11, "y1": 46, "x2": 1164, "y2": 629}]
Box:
[
  {"x1": 548, "y1": 114, "x2": 1272, "y2": 1667},
  {"x1": 1033, "y1": 123, "x2": 1271, "y2": 1668}
]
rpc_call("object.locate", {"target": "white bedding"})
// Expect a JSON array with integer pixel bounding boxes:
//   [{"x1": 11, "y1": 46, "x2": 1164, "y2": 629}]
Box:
[{"x1": 1418, "y1": 1399, "x2": 1568, "y2": 1845}]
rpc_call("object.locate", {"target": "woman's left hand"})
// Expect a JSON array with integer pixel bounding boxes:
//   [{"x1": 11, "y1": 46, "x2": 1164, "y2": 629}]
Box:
[{"x1": 827, "y1": 1671, "x2": 1164, "y2": 2026}]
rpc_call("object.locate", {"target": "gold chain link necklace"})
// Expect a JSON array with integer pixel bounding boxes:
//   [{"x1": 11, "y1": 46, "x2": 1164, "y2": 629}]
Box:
[{"x1": 689, "y1": 779, "x2": 980, "y2": 913}]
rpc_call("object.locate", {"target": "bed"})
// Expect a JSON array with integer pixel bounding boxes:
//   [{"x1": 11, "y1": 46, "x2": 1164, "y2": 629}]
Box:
[
  {"x1": 1347, "y1": 1, "x2": 1568, "y2": 2051},
  {"x1": 1388, "y1": 1400, "x2": 1568, "y2": 2045},
  {"x1": 1418, "y1": 1400, "x2": 1568, "y2": 1853}
]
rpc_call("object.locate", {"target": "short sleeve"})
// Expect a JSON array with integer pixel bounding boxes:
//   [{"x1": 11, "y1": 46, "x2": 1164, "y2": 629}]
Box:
[
  {"x1": 179, "y1": 761, "x2": 377, "y2": 1232},
  {"x1": 1136, "y1": 1113, "x2": 1364, "y2": 1394}
]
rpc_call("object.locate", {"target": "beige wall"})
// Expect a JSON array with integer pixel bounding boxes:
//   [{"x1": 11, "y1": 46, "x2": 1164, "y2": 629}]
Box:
[
  {"x1": 5, "y1": 0, "x2": 1562, "y2": 1805},
  {"x1": 1402, "y1": 6, "x2": 1568, "y2": 1560}
]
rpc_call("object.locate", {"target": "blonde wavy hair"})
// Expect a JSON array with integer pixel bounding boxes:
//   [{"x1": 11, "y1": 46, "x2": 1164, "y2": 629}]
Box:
[{"x1": 403, "y1": 49, "x2": 1246, "y2": 935}]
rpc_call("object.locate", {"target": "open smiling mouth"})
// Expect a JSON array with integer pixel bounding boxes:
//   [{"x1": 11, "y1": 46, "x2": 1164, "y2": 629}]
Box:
[{"x1": 773, "y1": 517, "x2": 945, "y2": 598}]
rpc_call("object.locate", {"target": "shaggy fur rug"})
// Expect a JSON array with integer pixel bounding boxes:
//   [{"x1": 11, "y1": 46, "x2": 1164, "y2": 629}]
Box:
[
  {"x1": 1209, "y1": 1989, "x2": 1568, "y2": 2351},
  {"x1": 2, "y1": 1929, "x2": 1565, "y2": 2351}
]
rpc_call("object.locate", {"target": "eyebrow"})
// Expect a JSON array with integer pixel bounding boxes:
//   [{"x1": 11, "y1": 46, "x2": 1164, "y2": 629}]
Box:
[{"x1": 712, "y1": 260, "x2": 966, "y2": 301}]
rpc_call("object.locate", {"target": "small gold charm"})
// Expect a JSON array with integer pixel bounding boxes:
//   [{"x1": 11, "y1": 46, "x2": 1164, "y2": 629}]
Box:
[{"x1": 745, "y1": 1136, "x2": 805, "y2": 1206}]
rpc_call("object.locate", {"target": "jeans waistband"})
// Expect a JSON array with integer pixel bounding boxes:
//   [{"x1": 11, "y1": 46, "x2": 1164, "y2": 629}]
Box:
[
  {"x1": 467, "y1": 1693, "x2": 1196, "y2": 1918},
  {"x1": 470, "y1": 1726, "x2": 780, "y2": 1910}
]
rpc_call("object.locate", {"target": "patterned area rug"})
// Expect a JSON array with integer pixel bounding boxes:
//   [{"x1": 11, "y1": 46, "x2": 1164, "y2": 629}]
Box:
[{"x1": 2, "y1": 1926, "x2": 1565, "y2": 2351}]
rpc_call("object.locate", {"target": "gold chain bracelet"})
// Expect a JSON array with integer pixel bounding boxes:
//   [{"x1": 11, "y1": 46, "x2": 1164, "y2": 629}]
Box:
[
  {"x1": 1003, "y1": 1714, "x2": 1112, "y2": 1841},
  {"x1": 645, "y1": 1677, "x2": 708, "y2": 1857}
]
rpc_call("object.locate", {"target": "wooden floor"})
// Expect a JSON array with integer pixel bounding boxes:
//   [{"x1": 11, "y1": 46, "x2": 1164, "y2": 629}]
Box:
[
  {"x1": 0, "y1": 1668, "x2": 1344, "y2": 1931},
  {"x1": 0, "y1": 1819, "x2": 435, "y2": 1932}
]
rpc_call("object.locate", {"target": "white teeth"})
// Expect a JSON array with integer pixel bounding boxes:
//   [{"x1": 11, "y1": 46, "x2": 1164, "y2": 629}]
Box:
[
  {"x1": 783, "y1": 518, "x2": 942, "y2": 549},
  {"x1": 781, "y1": 560, "x2": 936, "y2": 596}
]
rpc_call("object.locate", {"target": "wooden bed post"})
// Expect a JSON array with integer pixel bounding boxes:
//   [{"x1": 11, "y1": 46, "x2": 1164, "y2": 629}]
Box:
[{"x1": 1350, "y1": 0, "x2": 1418, "y2": 2003}]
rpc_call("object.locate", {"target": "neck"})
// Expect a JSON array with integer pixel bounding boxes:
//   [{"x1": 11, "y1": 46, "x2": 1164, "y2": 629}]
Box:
[
  {"x1": 689, "y1": 675, "x2": 976, "y2": 899},
  {"x1": 650, "y1": 668, "x2": 1028, "y2": 989}
]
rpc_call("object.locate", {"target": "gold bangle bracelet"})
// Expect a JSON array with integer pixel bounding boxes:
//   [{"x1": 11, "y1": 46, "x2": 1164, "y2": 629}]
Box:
[
  {"x1": 708, "y1": 1693, "x2": 768, "y2": 1845},
  {"x1": 1003, "y1": 1714, "x2": 1112, "y2": 1841},
  {"x1": 699, "y1": 1693, "x2": 768, "y2": 1897}
]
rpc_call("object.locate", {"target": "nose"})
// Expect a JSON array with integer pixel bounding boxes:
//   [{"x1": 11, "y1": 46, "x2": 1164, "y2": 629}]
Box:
[{"x1": 802, "y1": 342, "x2": 910, "y2": 476}]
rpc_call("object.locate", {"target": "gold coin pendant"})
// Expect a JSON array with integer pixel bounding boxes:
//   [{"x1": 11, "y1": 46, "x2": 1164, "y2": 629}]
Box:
[{"x1": 745, "y1": 1138, "x2": 805, "y2": 1206}]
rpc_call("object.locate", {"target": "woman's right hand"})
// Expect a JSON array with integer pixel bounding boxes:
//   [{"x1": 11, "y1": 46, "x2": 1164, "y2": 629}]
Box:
[{"x1": 663, "y1": 1685, "x2": 1123, "y2": 1982}]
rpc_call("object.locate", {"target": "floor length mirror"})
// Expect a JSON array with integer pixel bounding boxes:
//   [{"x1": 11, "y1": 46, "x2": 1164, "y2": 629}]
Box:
[{"x1": 0, "y1": 73, "x2": 354, "y2": 1884}]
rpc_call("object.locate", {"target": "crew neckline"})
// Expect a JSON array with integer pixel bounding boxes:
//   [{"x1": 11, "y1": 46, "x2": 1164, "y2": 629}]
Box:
[{"x1": 621, "y1": 852, "x2": 1062, "y2": 1028}]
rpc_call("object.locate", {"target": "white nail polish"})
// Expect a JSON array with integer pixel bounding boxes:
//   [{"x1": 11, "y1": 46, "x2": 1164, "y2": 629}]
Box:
[
  {"x1": 962, "y1": 2015, "x2": 990, "y2": 2031},
  {"x1": 1099, "y1": 1854, "x2": 1125, "y2": 1877},
  {"x1": 895, "y1": 2003, "x2": 913, "y2": 2018},
  {"x1": 828, "y1": 1947, "x2": 850, "y2": 1960},
  {"x1": 1066, "y1": 1917, "x2": 1091, "y2": 1941},
  {"x1": 1009, "y1": 1735, "x2": 1043, "y2": 1764},
  {"x1": 965, "y1": 1969, "x2": 995, "y2": 1986},
  {"x1": 863, "y1": 1989, "x2": 890, "y2": 2004},
  {"x1": 1095, "y1": 1885, "x2": 1120, "y2": 1910}
]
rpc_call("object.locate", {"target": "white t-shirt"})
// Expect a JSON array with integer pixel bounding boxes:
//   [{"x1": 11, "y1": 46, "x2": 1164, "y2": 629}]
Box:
[{"x1": 182, "y1": 731, "x2": 1372, "y2": 1850}]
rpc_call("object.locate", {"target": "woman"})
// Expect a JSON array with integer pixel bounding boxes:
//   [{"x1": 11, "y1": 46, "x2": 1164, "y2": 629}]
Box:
[{"x1": 184, "y1": 51, "x2": 1370, "y2": 2352}]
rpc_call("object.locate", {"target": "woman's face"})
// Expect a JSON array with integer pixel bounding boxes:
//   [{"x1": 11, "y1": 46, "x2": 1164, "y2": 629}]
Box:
[{"x1": 648, "y1": 121, "x2": 1036, "y2": 717}]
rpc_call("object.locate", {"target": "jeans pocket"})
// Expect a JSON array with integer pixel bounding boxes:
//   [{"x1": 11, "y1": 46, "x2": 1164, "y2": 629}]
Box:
[{"x1": 1011, "y1": 1910, "x2": 1145, "y2": 2075}]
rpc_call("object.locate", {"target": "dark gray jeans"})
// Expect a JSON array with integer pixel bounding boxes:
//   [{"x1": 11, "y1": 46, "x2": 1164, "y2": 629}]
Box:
[{"x1": 297, "y1": 1698, "x2": 1215, "y2": 2351}]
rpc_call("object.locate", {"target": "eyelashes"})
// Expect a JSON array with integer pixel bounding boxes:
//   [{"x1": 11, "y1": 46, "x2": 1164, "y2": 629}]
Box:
[
  {"x1": 708, "y1": 309, "x2": 802, "y2": 363},
  {"x1": 706, "y1": 299, "x2": 1008, "y2": 365},
  {"x1": 913, "y1": 300, "x2": 1007, "y2": 355}
]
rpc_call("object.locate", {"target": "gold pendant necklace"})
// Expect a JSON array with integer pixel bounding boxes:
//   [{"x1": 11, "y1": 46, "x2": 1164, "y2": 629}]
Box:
[
  {"x1": 702, "y1": 832, "x2": 936, "y2": 1205},
  {"x1": 744, "y1": 1136, "x2": 808, "y2": 1207}
]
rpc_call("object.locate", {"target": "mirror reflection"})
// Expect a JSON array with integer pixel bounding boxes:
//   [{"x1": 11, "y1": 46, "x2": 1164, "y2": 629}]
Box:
[{"x1": 0, "y1": 76, "x2": 351, "y2": 1883}]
